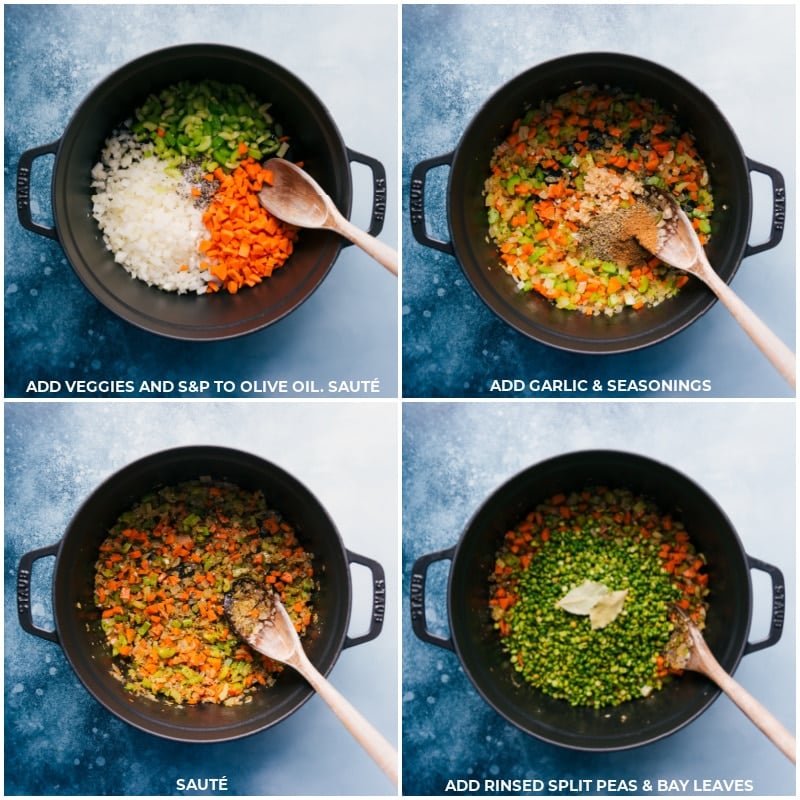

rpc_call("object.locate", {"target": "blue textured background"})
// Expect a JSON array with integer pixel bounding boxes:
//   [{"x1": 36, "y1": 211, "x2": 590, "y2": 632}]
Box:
[
  {"x1": 401, "y1": 3, "x2": 796, "y2": 398},
  {"x1": 5, "y1": 402, "x2": 398, "y2": 795},
  {"x1": 402, "y1": 401, "x2": 795, "y2": 795},
  {"x1": 4, "y1": 4, "x2": 398, "y2": 399}
]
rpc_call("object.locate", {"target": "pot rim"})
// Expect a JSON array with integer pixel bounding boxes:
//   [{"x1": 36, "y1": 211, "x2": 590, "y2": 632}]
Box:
[
  {"x1": 47, "y1": 43, "x2": 352, "y2": 341},
  {"x1": 434, "y1": 449, "x2": 768, "y2": 750},
  {"x1": 31, "y1": 445, "x2": 362, "y2": 742},
  {"x1": 441, "y1": 51, "x2": 762, "y2": 354}
]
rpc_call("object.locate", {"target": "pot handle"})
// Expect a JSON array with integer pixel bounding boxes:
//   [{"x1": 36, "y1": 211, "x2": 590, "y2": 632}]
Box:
[
  {"x1": 409, "y1": 152, "x2": 456, "y2": 254},
  {"x1": 743, "y1": 555, "x2": 785, "y2": 655},
  {"x1": 346, "y1": 147, "x2": 387, "y2": 240},
  {"x1": 17, "y1": 140, "x2": 60, "y2": 241},
  {"x1": 342, "y1": 549, "x2": 386, "y2": 648},
  {"x1": 744, "y1": 158, "x2": 786, "y2": 258},
  {"x1": 17, "y1": 542, "x2": 60, "y2": 643},
  {"x1": 409, "y1": 546, "x2": 456, "y2": 651}
]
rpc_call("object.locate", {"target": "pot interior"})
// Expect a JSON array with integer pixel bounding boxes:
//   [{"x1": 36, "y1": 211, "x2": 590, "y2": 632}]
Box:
[
  {"x1": 52, "y1": 446, "x2": 351, "y2": 742},
  {"x1": 449, "y1": 52, "x2": 753, "y2": 353},
  {"x1": 448, "y1": 450, "x2": 751, "y2": 750},
  {"x1": 53, "y1": 44, "x2": 350, "y2": 340}
]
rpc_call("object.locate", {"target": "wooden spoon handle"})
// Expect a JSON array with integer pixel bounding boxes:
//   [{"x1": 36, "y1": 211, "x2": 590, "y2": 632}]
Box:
[
  {"x1": 333, "y1": 215, "x2": 398, "y2": 276},
  {"x1": 293, "y1": 654, "x2": 398, "y2": 785},
  {"x1": 698, "y1": 265, "x2": 795, "y2": 389},
  {"x1": 702, "y1": 655, "x2": 796, "y2": 763}
]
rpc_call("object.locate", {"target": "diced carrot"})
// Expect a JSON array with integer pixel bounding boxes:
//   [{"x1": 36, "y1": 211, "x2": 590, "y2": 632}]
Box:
[{"x1": 199, "y1": 158, "x2": 298, "y2": 294}]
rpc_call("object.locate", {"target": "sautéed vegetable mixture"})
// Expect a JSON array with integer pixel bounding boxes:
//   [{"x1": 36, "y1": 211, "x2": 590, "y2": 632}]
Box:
[
  {"x1": 94, "y1": 479, "x2": 316, "y2": 706},
  {"x1": 484, "y1": 85, "x2": 714, "y2": 315}
]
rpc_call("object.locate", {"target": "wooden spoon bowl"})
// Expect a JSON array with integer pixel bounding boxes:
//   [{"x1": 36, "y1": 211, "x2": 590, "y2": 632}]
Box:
[
  {"x1": 666, "y1": 605, "x2": 795, "y2": 763},
  {"x1": 638, "y1": 191, "x2": 795, "y2": 388},
  {"x1": 224, "y1": 579, "x2": 398, "y2": 785},
  {"x1": 259, "y1": 158, "x2": 398, "y2": 275}
]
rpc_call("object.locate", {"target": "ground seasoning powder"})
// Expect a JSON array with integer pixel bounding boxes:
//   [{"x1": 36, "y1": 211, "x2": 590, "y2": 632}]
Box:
[
  {"x1": 489, "y1": 487, "x2": 709, "y2": 708},
  {"x1": 582, "y1": 202, "x2": 662, "y2": 267}
]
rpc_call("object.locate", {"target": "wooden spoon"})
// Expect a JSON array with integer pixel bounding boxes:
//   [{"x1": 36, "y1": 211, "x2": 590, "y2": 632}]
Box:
[
  {"x1": 665, "y1": 605, "x2": 795, "y2": 763},
  {"x1": 636, "y1": 192, "x2": 795, "y2": 388},
  {"x1": 224, "y1": 579, "x2": 398, "y2": 786},
  {"x1": 259, "y1": 158, "x2": 398, "y2": 276}
]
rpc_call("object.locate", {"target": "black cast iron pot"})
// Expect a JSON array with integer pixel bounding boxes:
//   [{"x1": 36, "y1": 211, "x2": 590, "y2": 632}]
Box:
[
  {"x1": 410, "y1": 52, "x2": 786, "y2": 353},
  {"x1": 16, "y1": 44, "x2": 388, "y2": 340},
  {"x1": 17, "y1": 446, "x2": 386, "y2": 743},
  {"x1": 410, "y1": 450, "x2": 785, "y2": 751}
]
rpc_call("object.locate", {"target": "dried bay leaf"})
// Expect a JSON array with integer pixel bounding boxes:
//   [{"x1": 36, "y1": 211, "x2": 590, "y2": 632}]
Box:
[
  {"x1": 556, "y1": 581, "x2": 610, "y2": 614},
  {"x1": 589, "y1": 589, "x2": 628, "y2": 629},
  {"x1": 556, "y1": 581, "x2": 628, "y2": 629}
]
